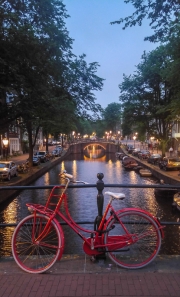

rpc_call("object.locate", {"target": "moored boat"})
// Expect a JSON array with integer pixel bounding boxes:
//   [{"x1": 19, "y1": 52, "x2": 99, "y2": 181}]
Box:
[
  {"x1": 172, "y1": 192, "x2": 180, "y2": 211},
  {"x1": 123, "y1": 161, "x2": 139, "y2": 170},
  {"x1": 122, "y1": 157, "x2": 138, "y2": 170},
  {"x1": 139, "y1": 169, "x2": 152, "y2": 177},
  {"x1": 116, "y1": 152, "x2": 126, "y2": 160}
]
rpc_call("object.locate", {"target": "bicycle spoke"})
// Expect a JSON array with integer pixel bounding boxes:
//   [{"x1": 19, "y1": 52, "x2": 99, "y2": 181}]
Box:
[
  {"x1": 12, "y1": 214, "x2": 61, "y2": 273},
  {"x1": 104, "y1": 211, "x2": 161, "y2": 269}
]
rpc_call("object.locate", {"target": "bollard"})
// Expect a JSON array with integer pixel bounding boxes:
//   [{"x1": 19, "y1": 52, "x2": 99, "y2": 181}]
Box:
[
  {"x1": 93, "y1": 172, "x2": 106, "y2": 260},
  {"x1": 94, "y1": 172, "x2": 104, "y2": 230}
]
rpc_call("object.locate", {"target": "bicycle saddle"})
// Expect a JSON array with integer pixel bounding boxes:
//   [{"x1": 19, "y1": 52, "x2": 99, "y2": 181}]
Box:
[{"x1": 105, "y1": 192, "x2": 125, "y2": 200}]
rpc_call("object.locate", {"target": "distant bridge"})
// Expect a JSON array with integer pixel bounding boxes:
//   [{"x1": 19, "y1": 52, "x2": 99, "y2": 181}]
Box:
[{"x1": 67, "y1": 140, "x2": 118, "y2": 155}]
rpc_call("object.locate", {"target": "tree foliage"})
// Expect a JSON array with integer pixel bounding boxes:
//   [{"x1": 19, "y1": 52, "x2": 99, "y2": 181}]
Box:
[
  {"x1": 0, "y1": 0, "x2": 104, "y2": 163},
  {"x1": 65, "y1": 54, "x2": 104, "y2": 119},
  {"x1": 119, "y1": 45, "x2": 177, "y2": 155},
  {"x1": 102, "y1": 102, "x2": 122, "y2": 133},
  {"x1": 111, "y1": 0, "x2": 180, "y2": 42},
  {"x1": 111, "y1": 0, "x2": 180, "y2": 155}
]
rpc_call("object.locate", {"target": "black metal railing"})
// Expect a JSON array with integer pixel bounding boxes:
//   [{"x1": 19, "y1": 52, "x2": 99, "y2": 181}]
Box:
[{"x1": 1, "y1": 182, "x2": 180, "y2": 228}]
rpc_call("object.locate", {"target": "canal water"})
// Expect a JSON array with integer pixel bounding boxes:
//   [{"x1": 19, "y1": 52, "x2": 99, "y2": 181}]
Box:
[{"x1": 0, "y1": 152, "x2": 180, "y2": 257}]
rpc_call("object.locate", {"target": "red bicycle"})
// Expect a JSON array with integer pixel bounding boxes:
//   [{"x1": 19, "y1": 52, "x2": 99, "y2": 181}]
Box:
[{"x1": 11, "y1": 171, "x2": 164, "y2": 273}]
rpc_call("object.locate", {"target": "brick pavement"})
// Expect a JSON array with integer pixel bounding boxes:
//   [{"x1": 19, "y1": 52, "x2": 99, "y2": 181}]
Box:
[
  {"x1": 0, "y1": 255, "x2": 180, "y2": 297},
  {"x1": 1, "y1": 271, "x2": 180, "y2": 297}
]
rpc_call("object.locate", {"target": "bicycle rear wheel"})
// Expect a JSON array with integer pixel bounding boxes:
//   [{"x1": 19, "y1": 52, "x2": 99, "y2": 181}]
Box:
[
  {"x1": 104, "y1": 210, "x2": 161, "y2": 269},
  {"x1": 12, "y1": 214, "x2": 61, "y2": 273}
]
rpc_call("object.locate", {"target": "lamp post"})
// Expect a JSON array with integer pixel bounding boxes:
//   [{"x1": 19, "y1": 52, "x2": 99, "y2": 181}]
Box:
[
  {"x1": 150, "y1": 137, "x2": 154, "y2": 152},
  {"x1": 105, "y1": 132, "x2": 109, "y2": 141},
  {"x1": 3, "y1": 138, "x2": 9, "y2": 160},
  {"x1": 72, "y1": 131, "x2": 75, "y2": 142},
  {"x1": 133, "y1": 135, "x2": 136, "y2": 148},
  {"x1": 118, "y1": 131, "x2": 120, "y2": 143},
  {"x1": 156, "y1": 139, "x2": 159, "y2": 153}
]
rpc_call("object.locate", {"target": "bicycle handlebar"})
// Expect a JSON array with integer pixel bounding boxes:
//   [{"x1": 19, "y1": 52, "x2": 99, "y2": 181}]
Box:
[{"x1": 60, "y1": 170, "x2": 89, "y2": 184}]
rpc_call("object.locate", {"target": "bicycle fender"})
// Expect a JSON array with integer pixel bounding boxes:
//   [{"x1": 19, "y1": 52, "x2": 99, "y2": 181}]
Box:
[
  {"x1": 105, "y1": 208, "x2": 164, "y2": 239},
  {"x1": 52, "y1": 217, "x2": 65, "y2": 260}
]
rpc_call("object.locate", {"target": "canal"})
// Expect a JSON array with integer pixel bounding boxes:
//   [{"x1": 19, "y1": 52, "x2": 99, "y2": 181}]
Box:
[{"x1": 0, "y1": 151, "x2": 180, "y2": 257}]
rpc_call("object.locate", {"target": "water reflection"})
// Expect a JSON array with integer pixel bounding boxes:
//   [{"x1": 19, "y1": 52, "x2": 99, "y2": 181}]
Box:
[
  {"x1": 84, "y1": 144, "x2": 105, "y2": 158},
  {"x1": 0, "y1": 152, "x2": 180, "y2": 256}
]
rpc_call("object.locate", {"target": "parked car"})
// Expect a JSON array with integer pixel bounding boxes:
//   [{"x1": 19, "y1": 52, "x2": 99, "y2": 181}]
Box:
[
  {"x1": 32, "y1": 156, "x2": 41, "y2": 166},
  {"x1": 52, "y1": 149, "x2": 61, "y2": 157},
  {"x1": 159, "y1": 157, "x2": 180, "y2": 171},
  {"x1": 52, "y1": 141, "x2": 57, "y2": 145},
  {"x1": 48, "y1": 141, "x2": 53, "y2": 146},
  {"x1": 56, "y1": 146, "x2": 63, "y2": 154},
  {"x1": 0, "y1": 161, "x2": 18, "y2": 181},
  {"x1": 56, "y1": 145, "x2": 62, "y2": 150},
  {"x1": 34, "y1": 151, "x2": 49, "y2": 163},
  {"x1": 138, "y1": 150, "x2": 151, "y2": 160},
  {"x1": 132, "y1": 148, "x2": 141, "y2": 157},
  {"x1": 125, "y1": 144, "x2": 133, "y2": 151},
  {"x1": 125, "y1": 144, "x2": 133, "y2": 150},
  {"x1": 26, "y1": 156, "x2": 40, "y2": 166},
  {"x1": 127, "y1": 146, "x2": 135, "y2": 154},
  {"x1": 147, "y1": 154, "x2": 162, "y2": 165}
]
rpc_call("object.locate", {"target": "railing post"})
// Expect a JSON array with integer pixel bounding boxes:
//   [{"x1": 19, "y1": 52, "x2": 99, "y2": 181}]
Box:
[{"x1": 94, "y1": 173, "x2": 104, "y2": 230}]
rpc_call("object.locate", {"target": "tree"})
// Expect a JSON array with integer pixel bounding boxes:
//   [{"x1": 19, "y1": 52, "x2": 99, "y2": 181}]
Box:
[
  {"x1": 0, "y1": 0, "x2": 104, "y2": 164},
  {"x1": 0, "y1": 0, "x2": 73, "y2": 163},
  {"x1": 66, "y1": 54, "x2": 104, "y2": 119},
  {"x1": 119, "y1": 46, "x2": 175, "y2": 156},
  {"x1": 110, "y1": 0, "x2": 180, "y2": 155},
  {"x1": 111, "y1": 0, "x2": 180, "y2": 42},
  {"x1": 103, "y1": 103, "x2": 122, "y2": 133}
]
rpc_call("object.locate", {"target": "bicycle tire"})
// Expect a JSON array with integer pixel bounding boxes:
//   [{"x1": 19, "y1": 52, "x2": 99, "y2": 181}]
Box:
[
  {"x1": 104, "y1": 210, "x2": 161, "y2": 269},
  {"x1": 12, "y1": 214, "x2": 61, "y2": 274}
]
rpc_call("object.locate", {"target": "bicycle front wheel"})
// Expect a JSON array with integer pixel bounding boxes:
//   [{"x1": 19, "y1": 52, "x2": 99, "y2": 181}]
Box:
[
  {"x1": 12, "y1": 214, "x2": 61, "y2": 273},
  {"x1": 104, "y1": 210, "x2": 161, "y2": 269}
]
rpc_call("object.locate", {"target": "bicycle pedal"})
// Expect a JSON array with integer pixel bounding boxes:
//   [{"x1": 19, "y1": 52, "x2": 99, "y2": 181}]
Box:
[{"x1": 90, "y1": 256, "x2": 96, "y2": 263}]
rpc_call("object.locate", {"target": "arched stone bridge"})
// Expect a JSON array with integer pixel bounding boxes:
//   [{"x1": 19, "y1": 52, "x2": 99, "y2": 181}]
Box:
[{"x1": 68, "y1": 141, "x2": 118, "y2": 155}]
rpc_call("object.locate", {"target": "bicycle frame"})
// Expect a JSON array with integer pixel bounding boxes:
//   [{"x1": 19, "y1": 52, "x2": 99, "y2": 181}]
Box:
[
  {"x1": 27, "y1": 184, "x2": 120, "y2": 257},
  {"x1": 12, "y1": 172, "x2": 165, "y2": 273},
  {"x1": 26, "y1": 177, "x2": 164, "y2": 259}
]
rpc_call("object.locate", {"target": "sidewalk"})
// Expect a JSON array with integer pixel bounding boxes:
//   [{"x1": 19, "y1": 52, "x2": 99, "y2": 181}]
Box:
[
  {"x1": 10, "y1": 145, "x2": 57, "y2": 164},
  {"x1": 0, "y1": 254, "x2": 180, "y2": 297}
]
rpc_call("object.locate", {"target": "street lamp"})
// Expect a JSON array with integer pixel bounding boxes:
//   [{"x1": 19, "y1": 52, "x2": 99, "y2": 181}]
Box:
[
  {"x1": 72, "y1": 131, "x2": 75, "y2": 142},
  {"x1": 105, "y1": 132, "x2": 109, "y2": 140},
  {"x1": 156, "y1": 139, "x2": 159, "y2": 153},
  {"x1": 150, "y1": 137, "x2": 154, "y2": 152},
  {"x1": 3, "y1": 138, "x2": 9, "y2": 160},
  {"x1": 133, "y1": 135, "x2": 136, "y2": 148}
]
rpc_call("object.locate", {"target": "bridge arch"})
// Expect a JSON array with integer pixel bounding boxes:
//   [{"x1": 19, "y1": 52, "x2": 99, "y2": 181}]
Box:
[
  {"x1": 83, "y1": 143, "x2": 106, "y2": 151},
  {"x1": 68, "y1": 141, "x2": 118, "y2": 156}
]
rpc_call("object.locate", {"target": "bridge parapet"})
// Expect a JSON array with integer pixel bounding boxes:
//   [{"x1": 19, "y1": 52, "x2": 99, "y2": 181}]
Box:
[{"x1": 68, "y1": 141, "x2": 118, "y2": 154}]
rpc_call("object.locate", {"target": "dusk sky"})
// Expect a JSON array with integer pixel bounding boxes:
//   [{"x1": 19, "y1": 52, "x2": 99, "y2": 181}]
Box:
[{"x1": 64, "y1": 0, "x2": 158, "y2": 109}]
